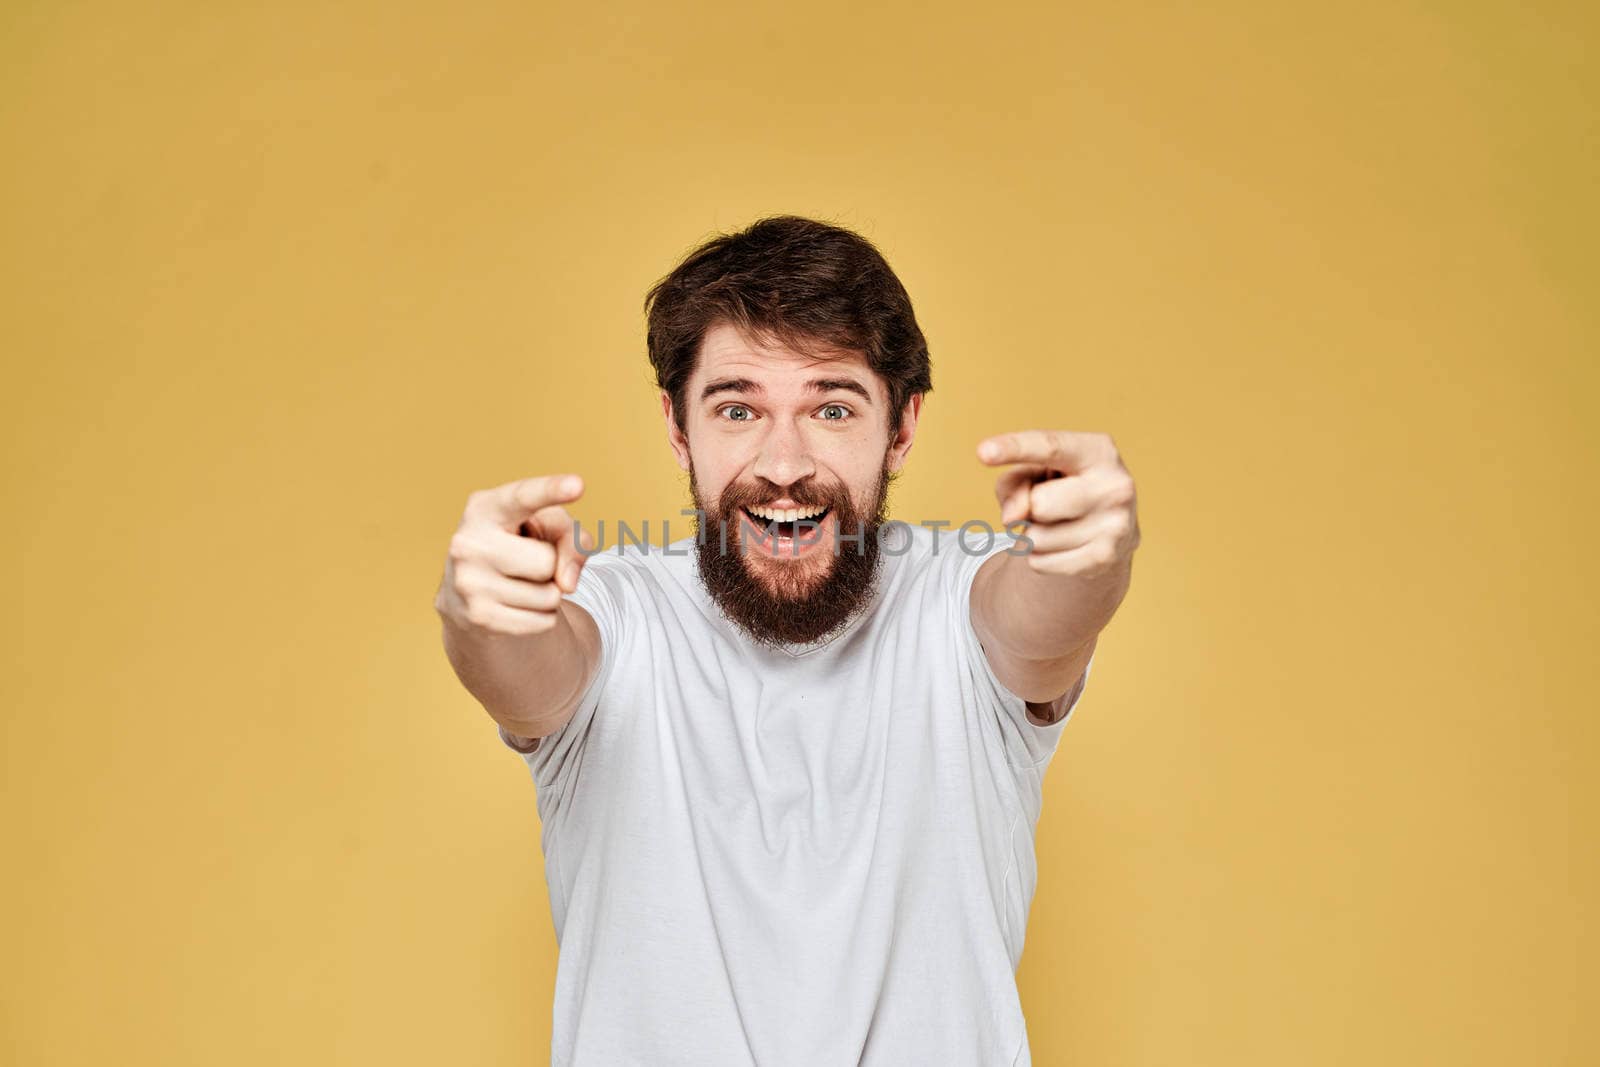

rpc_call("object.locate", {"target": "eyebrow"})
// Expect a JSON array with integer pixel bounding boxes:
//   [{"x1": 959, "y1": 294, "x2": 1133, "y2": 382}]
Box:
[{"x1": 699, "y1": 376, "x2": 873, "y2": 404}]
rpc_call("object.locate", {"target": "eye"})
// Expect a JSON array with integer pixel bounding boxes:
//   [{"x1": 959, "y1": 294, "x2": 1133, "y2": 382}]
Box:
[
  {"x1": 719, "y1": 404, "x2": 756, "y2": 422},
  {"x1": 818, "y1": 404, "x2": 852, "y2": 421}
]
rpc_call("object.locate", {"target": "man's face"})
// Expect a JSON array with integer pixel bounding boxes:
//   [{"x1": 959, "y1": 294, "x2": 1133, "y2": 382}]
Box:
[{"x1": 664, "y1": 321, "x2": 921, "y2": 646}]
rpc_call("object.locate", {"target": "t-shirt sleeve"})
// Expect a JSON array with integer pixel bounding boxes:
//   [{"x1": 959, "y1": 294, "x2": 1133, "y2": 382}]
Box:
[
  {"x1": 943, "y1": 529, "x2": 1094, "y2": 769},
  {"x1": 496, "y1": 551, "x2": 624, "y2": 797}
]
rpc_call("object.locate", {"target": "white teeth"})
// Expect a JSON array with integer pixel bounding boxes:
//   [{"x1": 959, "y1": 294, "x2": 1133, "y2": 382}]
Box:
[{"x1": 748, "y1": 504, "x2": 827, "y2": 522}]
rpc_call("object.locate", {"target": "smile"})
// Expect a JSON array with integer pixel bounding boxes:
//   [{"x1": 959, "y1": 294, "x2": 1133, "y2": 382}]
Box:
[{"x1": 742, "y1": 505, "x2": 832, "y2": 539}]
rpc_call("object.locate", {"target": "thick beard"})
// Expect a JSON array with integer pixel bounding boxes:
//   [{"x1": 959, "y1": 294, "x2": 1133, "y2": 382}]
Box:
[{"x1": 691, "y1": 462, "x2": 892, "y2": 649}]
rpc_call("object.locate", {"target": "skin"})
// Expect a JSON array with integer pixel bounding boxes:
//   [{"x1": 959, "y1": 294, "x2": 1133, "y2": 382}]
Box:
[
  {"x1": 972, "y1": 429, "x2": 1140, "y2": 724},
  {"x1": 435, "y1": 321, "x2": 1138, "y2": 740},
  {"x1": 661, "y1": 322, "x2": 920, "y2": 587}
]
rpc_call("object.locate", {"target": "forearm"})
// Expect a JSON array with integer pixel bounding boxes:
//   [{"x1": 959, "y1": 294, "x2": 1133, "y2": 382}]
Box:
[
  {"x1": 970, "y1": 551, "x2": 1127, "y2": 701},
  {"x1": 439, "y1": 600, "x2": 600, "y2": 736},
  {"x1": 971, "y1": 429, "x2": 1139, "y2": 699},
  {"x1": 982, "y1": 550, "x2": 1126, "y2": 658}
]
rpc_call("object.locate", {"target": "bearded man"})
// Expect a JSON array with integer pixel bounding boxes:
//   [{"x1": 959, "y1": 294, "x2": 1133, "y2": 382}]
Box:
[{"x1": 435, "y1": 215, "x2": 1139, "y2": 1066}]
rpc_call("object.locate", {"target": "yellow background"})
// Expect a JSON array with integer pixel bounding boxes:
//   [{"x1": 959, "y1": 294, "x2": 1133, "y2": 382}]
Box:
[{"x1": 5, "y1": 2, "x2": 1595, "y2": 1063}]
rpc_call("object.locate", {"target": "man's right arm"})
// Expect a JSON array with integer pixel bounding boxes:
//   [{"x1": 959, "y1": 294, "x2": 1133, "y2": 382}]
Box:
[{"x1": 434, "y1": 473, "x2": 603, "y2": 742}]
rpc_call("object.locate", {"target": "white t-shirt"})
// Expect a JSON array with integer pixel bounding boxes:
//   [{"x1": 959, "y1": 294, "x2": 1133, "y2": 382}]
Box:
[{"x1": 499, "y1": 522, "x2": 1093, "y2": 1066}]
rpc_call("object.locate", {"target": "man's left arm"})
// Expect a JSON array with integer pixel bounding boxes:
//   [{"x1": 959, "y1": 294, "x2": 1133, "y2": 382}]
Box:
[{"x1": 970, "y1": 430, "x2": 1140, "y2": 724}]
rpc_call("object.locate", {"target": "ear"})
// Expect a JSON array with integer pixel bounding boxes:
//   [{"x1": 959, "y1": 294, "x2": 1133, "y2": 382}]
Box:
[
  {"x1": 662, "y1": 390, "x2": 692, "y2": 471},
  {"x1": 886, "y1": 393, "x2": 924, "y2": 474}
]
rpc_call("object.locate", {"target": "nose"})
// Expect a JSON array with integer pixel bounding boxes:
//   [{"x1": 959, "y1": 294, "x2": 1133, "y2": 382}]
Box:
[{"x1": 750, "y1": 415, "x2": 817, "y2": 490}]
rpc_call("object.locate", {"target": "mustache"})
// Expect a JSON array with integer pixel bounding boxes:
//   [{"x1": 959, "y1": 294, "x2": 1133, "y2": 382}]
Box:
[{"x1": 711, "y1": 477, "x2": 851, "y2": 515}]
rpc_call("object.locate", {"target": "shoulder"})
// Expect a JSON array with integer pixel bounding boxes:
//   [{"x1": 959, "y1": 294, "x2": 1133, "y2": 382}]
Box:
[
  {"x1": 568, "y1": 536, "x2": 698, "y2": 612},
  {"x1": 868, "y1": 523, "x2": 1011, "y2": 618},
  {"x1": 890, "y1": 522, "x2": 1014, "y2": 581},
  {"x1": 576, "y1": 535, "x2": 694, "y2": 577}
]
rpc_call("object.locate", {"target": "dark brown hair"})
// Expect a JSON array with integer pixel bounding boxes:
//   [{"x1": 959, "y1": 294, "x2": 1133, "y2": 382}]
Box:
[{"x1": 644, "y1": 215, "x2": 933, "y2": 438}]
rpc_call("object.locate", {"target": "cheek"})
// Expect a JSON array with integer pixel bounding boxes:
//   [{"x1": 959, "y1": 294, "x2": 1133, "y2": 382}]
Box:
[
  {"x1": 688, "y1": 446, "x2": 745, "y2": 499},
  {"x1": 826, "y1": 456, "x2": 888, "y2": 507}
]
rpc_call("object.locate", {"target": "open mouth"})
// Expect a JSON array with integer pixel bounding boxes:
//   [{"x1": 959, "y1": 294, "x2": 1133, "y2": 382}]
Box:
[{"x1": 741, "y1": 505, "x2": 832, "y2": 541}]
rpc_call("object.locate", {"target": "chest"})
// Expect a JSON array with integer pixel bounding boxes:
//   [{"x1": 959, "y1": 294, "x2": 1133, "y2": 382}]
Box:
[{"x1": 576, "y1": 616, "x2": 1018, "y2": 868}]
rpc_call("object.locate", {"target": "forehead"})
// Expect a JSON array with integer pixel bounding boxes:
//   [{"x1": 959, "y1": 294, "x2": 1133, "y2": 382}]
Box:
[{"x1": 693, "y1": 321, "x2": 878, "y2": 390}]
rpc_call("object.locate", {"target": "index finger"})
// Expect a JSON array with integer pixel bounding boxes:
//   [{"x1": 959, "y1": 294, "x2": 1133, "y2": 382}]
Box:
[
  {"x1": 976, "y1": 430, "x2": 1098, "y2": 472},
  {"x1": 477, "y1": 473, "x2": 585, "y2": 529}
]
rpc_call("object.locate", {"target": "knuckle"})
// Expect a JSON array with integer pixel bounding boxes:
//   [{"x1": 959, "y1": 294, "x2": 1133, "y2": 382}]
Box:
[{"x1": 448, "y1": 533, "x2": 477, "y2": 563}]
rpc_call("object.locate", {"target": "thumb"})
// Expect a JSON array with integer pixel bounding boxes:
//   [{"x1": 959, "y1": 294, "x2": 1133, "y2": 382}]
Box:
[
  {"x1": 549, "y1": 510, "x2": 596, "y2": 594},
  {"x1": 993, "y1": 464, "x2": 1047, "y2": 526}
]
